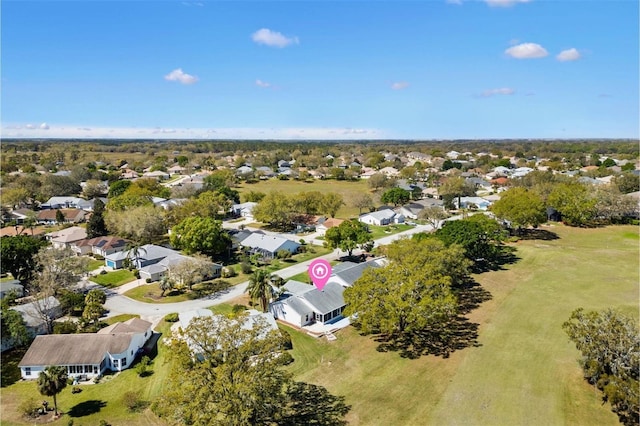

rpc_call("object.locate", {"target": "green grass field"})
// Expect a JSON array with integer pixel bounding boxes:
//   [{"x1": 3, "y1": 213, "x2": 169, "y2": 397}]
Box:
[
  {"x1": 1, "y1": 225, "x2": 637, "y2": 425},
  {"x1": 287, "y1": 224, "x2": 638, "y2": 425},
  {"x1": 236, "y1": 179, "x2": 373, "y2": 219},
  {"x1": 89, "y1": 270, "x2": 136, "y2": 288},
  {"x1": 86, "y1": 259, "x2": 105, "y2": 272}
]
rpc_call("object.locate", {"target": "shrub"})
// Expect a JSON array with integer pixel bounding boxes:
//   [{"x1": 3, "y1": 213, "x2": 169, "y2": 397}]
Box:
[
  {"x1": 231, "y1": 304, "x2": 247, "y2": 316},
  {"x1": 165, "y1": 313, "x2": 179, "y2": 322},
  {"x1": 133, "y1": 269, "x2": 140, "y2": 279},
  {"x1": 299, "y1": 239, "x2": 306, "y2": 245},
  {"x1": 145, "y1": 278, "x2": 152, "y2": 283},
  {"x1": 100, "y1": 270, "x2": 107, "y2": 275},
  {"x1": 221, "y1": 266, "x2": 237, "y2": 278},
  {"x1": 276, "y1": 249, "x2": 292, "y2": 259},
  {"x1": 19, "y1": 398, "x2": 40, "y2": 418},
  {"x1": 136, "y1": 355, "x2": 152, "y2": 377},
  {"x1": 279, "y1": 352, "x2": 294, "y2": 365},
  {"x1": 123, "y1": 391, "x2": 148, "y2": 412},
  {"x1": 240, "y1": 262, "x2": 252, "y2": 274},
  {"x1": 54, "y1": 320, "x2": 79, "y2": 335},
  {"x1": 99, "y1": 420, "x2": 111, "y2": 426},
  {"x1": 280, "y1": 329, "x2": 293, "y2": 350},
  {"x1": 94, "y1": 254, "x2": 104, "y2": 261},
  {"x1": 71, "y1": 386, "x2": 82, "y2": 394}
]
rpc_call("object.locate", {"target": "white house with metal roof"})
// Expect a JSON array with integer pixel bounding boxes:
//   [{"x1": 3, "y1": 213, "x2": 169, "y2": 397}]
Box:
[
  {"x1": 358, "y1": 209, "x2": 404, "y2": 226},
  {"x1": 270, "y1": 280, "x2": 346, "y2": 328},
  {"x1": 239, "y1": 233, "x2": 300, "y2": 260}
]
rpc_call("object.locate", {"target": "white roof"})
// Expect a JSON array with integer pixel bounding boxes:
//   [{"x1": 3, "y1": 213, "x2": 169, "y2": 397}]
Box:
[{"x1": 241, "y1": 233, "x2": 300, "y2": 254}]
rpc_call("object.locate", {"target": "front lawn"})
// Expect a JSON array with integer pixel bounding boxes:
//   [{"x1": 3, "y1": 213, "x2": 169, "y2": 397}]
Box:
[
  {"x1": 104, "y1": 314, "x2": 140, "y2": 325},
  {"x1": 366, "y1": 223, "x2": 413, "y2": 240},
  {"x1": 86, "y1": 259, "x2": 105, "y2": 272},
  {"x1": 124, "y1": 280, "x2": 231, "y2": 304},
  {"x1": 89, "y1": 270, "x2": 136, "y2": 288}
]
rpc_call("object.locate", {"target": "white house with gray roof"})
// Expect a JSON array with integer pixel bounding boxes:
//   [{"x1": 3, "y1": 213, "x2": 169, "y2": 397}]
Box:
[
  {"x1": 270, "y1": 281, "x2": 346, "y2": 327},
  {"x1": 18, "y1": 318, "x2": 153, "y2": 380},
  {"x1": 240, "y1": 233, "x2": 300, "y2": 260},
  {"x1": 359, "y1": 209, "x2": 404, "y2": 226}
]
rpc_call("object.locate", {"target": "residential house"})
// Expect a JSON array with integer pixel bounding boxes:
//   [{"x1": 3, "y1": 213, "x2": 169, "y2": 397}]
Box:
[
  {"x1": 359, "y1": 209, "x2": 405, "y2": 226},
  {"x1": 41, "y1": 196, "x2": 85, "y2": 210},
  {"x1": 142, "y1": 170, "x2": 170, "y2": 180},
  {"x1": 37, "y1": 209, "x2": 87, "y2": 225},
  {"x1": 255, "y1": 166, "x2": 275, "y2": 178},
  {"x1": 167, "y1": 164, "x2": 187, "y2": 176},
  {"x1": 454, "y1": 196, "x2": 493, "y2": 211},
  {"x1": 7, "y1": 208, "x2": 35, "y2": 224},
  {"x1": 378, "y1": 167, "x2": 400, "y2": 177},
  {"x1": 231, "y1": 202, "x2": 258, "y2": 220},
  {"x1": 270, "y1": 281, "x2": 346, "y2": 327},
  {"x1": 18, "y1": 318, "x2": 153, "y2": 380},
  {"x1": 73, "y1": 236, "x2": 128, "y2": 257},
  {"x1": 316, "y1": 218, "x2": 344, "y2": 236},
  {"x1": 47, "y1": 226, "x2": 88, "y2": 249},
  {"x1": 235, "y1": 166, "x2": 253, "y2": 175},
  {"x1": 240, "y1": 233, "x2": 301, "y2": 260},
  {"x1": 395, "y1": 198, "x2": 445, "y2": 220},
  {"x1": 0, "y1": 280, "x2": 24, "y2": 300},
  {"x1": 327, "y1": 258, "x2": 385, "y2": 288},
  {"x1": 11, "y1": 296, "x2": 62, "y2": 336}
]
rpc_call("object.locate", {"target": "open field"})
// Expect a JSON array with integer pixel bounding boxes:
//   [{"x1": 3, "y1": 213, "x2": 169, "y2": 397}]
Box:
[
  {"x1": 236, "y1": 179, "x2": 373, "y2": 219},
  {"x1": 287, "y1": 224, "x2": 638, "y2": 425},
  {"x1": 1, "y1": 225, "x2": 636, "y2": 425}
]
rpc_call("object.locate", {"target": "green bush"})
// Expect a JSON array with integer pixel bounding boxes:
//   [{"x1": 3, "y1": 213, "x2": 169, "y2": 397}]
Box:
[
  {"x1": 100, "y1": 269, "x2": 108, "y2": 275},
  {"x1": 135, "y1": 355, "x2": 152, "y2": 377},
  {"x1": 279, "y1": 352, "x2": 294, "y2": 365},
  {"x1": 222, "y1": 266, "x2": 237, "y2": 278},
  {"x1": 240, "y1": 262, "x2": 252, "y2": 274},
  {"x1": 54, "y1": 320, "x2": 78, "y2": 335},
  {"x1": 19, "y1": 398, "x2": 40, "y2": 418},
  {"x1": 94, "y1": 254, "x2": 104, "y2": 261},
  {"x1": 165, "y1": 313, "x2": 179, "y2": 322},
  {"x1": 123, "y1": 391, "x2": 148, "y2": 412},
  {"x1": 231, "y1": 304, "x2": 247, "y2": 316},
  {"x1": 133, "y1": 269, "x2": 140, "y2": 279},
  {"x1": 277, "y1": 249, "x2": 292, "y2": 259},
  {"x1": 280, "y1": 329, "x2": 293, "y2": 350},
  {"x1": 145, "y1": 278, "x2": 152, "y2": 283}
]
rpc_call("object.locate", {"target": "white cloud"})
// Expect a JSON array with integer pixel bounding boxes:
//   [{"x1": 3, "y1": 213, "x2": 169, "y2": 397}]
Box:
[
  {"x1": 251, "y1": 28, "x2": 299, "y2": 48},
  {"x1": 556, "y1": 48, "x2": 581, "y2": 62},
  {"x1": 2, "y1": 125, "x2": 384, "y2": 140},
  {"x1": 391, "y1": 82, "x2": 410, "y2": 90},
  {"x1": 255, "y1": 79, "x2": 271, "y2": 88},
  {"x1": 164, "y1": 68, "x2": 199, "y2": 85},
  {"x1": 479, "y1": 88, "x2": 515, "y2": 97},
  {"x1": 505, "y1": 42, "x2": 548, "y2": 59},
  {"x1": 25, "y1": 124, "x2": 36, "y2": 129},
  {"x1": 485, "y1": 0, "x2": 531, "y2": 7},
  {"x1": 39, "y1": 122, "x2": 50, "y2": 130}
]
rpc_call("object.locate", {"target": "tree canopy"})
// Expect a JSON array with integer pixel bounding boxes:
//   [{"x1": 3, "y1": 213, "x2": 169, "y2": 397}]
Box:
[
  {"x1": 490, "y1": 187, "x2": 546, "y2": 229},
  {"x1": 344, "y1": 238, "x2": 469, "y2": 338},
  {"x1": 563, "y1": 308, "x2": 639, "y2": 425},
  {"x1": 547, "y1": 182, "x2": 597, "y2": 226},
  {"x1": 324, "y1": 219, "x2": 373, "y2": 257},
  {"x1": 155, "y1": 314, "x2": 349, "y2": 425},
  {"x1": 37, "y1": 366, "x2": 68, "y2": 415},
  {"x1": 170, "y1": 216, "x2": 231, "y2": 258},
  {"x1": 0, "y1": 235, "x2": 48, "y2": 282},
  {"x1": 435, "y1": 215, "x2": 507, "y2": 267},
  {"x1": 380, "y1": 188, "x2": 410, "y2": 206}
]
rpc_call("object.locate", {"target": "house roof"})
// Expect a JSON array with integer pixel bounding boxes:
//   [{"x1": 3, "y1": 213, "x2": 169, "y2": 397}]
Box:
[
  {"x1": 48, "y1": 226, "x2": 88, "y2": 243},
  {"x1": 318, "y1": 218, "x2": 344, "y2": 229},
  {"x1": 37, "y1": 209, "x2": 86, "y2": 222},
  {"x1": 19, "y1": 334, "x2": 133, "y2": 367},
  {"x1": 330, "y1": 258, "x2": 383, "y2": 286},
  {"x1": 98, "y1": 317, "x2": 151, "y2": 335},
  {"x1": 79, "y1": 236, "x2": 128, "y2": 250},
  {"x1": 241, "y1": 233, "x2": 300, "y2": 254},
  {"x1": 12, "y1": 296, "x2": 61, "y2": 328},
  {"x1": 360, "y1": 209, "x2": 397, "y2": 221},
  {"x1": 279, "y1": 281, "x2": 346, "y2": 315}
]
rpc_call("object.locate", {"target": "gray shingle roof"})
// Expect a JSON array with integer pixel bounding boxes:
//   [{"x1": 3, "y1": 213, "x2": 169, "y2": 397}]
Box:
[
  {"x1": 299, "y1": 282, "x2": 345, "y2": 314},
  {"x1": 331, "y1": 259, "x2": 382, "y2": 286},
  {"x1": 19, "y1": 334, "x2": 133, "y2": 366}
]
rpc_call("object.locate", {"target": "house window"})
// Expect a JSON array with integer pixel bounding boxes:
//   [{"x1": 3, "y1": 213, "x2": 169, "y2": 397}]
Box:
[
  {"x1": 131, "y1": 350, "x2": 134, "y2": 355},
  {"x1": 122, "y1": 357, "x2": 127, "y2": 367},
  {"x1": 25, "y1": 367, "x2": 31, "y2": 376}
]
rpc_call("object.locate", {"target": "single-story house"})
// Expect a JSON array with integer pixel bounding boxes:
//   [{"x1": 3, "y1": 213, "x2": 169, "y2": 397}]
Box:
[
  {"x1": 11, "y1": 296, "x2": 62, "y2": 337},
  {"x1": 73, "y1": 236, "x2": 128, "y2": 257},
  {"x1": 18, "y1": 318, "x2": 153, "y2": 380},
  {"x1": 240, "y1": 233, "x2": 301, "y2": 260},
  {"x1": 395, "y1": 198, "x2": 445, "y2": 220},
  {"x1": 167, "y1": 165, "x2": 187, "y2": 176},
  {"x1": 37, "y1": 209, "x2": 87, "y2": 225},
  {"x1": 7, "y1": 208, "x2": 35, "y2": 224},
  {"x1": 142, "y1": 170, "x2": 170, "y2": 180},
  {"x1": 270, "y1": 280, "x2": 346, "y2": 328},
  {"x1": 0, "y1": 280, "x2": 24, "y2": 299},
  {"x1": 328, "y1": 258, "x2": 385, "y2": 288},
  {"x1": 41, "y1": 196, "x2": 85, "y2": 210},
  {"x1": 231, "y1": 202, "x2": 258, "y2": 220},
  {"x1": 359, "y1": 209, "x2": 405, "y2": 226},
  {"x1": 138, "y1": 253, "x2": 222, "y2": 282},
  {"x1": 454, "y1": 197, "x2": 493, "y2": 211},
  {"x1": 47, "y1": 226, "x2": 88, "y2": 249},
  {"x1": 316, "y1": 218, "x2": 344, "y2": 236}
]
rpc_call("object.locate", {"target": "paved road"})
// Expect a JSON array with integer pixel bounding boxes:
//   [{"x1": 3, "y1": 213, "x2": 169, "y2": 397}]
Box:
[{"x1": 102, "y1": 222, "x2": 436, "y2": 326}]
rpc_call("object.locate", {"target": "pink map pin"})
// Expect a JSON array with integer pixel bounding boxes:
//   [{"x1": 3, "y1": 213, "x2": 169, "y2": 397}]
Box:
[{"x1": 308, "y1": 259, "x2": 332, "y2": 291}]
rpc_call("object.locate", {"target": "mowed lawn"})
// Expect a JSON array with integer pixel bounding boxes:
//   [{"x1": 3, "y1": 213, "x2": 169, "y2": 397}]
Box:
[
  {"x1": 287, "y1": 224, "x2": 638, "y2": 425},
  {"x1": 236, "y1": 179, "x2": 372, "y2": 219}
]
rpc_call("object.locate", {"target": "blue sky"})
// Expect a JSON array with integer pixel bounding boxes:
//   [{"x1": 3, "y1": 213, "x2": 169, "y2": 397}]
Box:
[{"x1": 2, "y1": 0, "x2": 638, "y2": 140}]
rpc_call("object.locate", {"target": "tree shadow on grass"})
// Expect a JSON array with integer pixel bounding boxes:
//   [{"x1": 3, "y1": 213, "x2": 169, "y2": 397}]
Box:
[
  {"x1": 1, "y1": 347, "x2": 27, "y2": 387},
  {"x1": 373, "y1": 316, "x2": 481, "y2": 359},
  {"x1": 514, "y1": 228, "x2": 560, "y2": 241},
  {"x1": 471, "y1": 246, "x2": 520, "y2": 274},
  {"x1": 68, "y1": 400, "x2": 107, "y2": 417},
  {"x1": 454, "y1": 279, "x2": 493, "y2": 315}
]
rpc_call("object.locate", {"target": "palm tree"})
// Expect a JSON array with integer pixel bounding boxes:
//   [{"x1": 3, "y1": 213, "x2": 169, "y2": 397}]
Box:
[
  {"x1": 125, "y1": 242, "x2": 147, "y2": 270},
  {"x1": 246, "y1": 268, "x2": 273, "y2": 313},
  {"x1": 37, "y1": 365, "x2": 68, "y2": 415}
]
